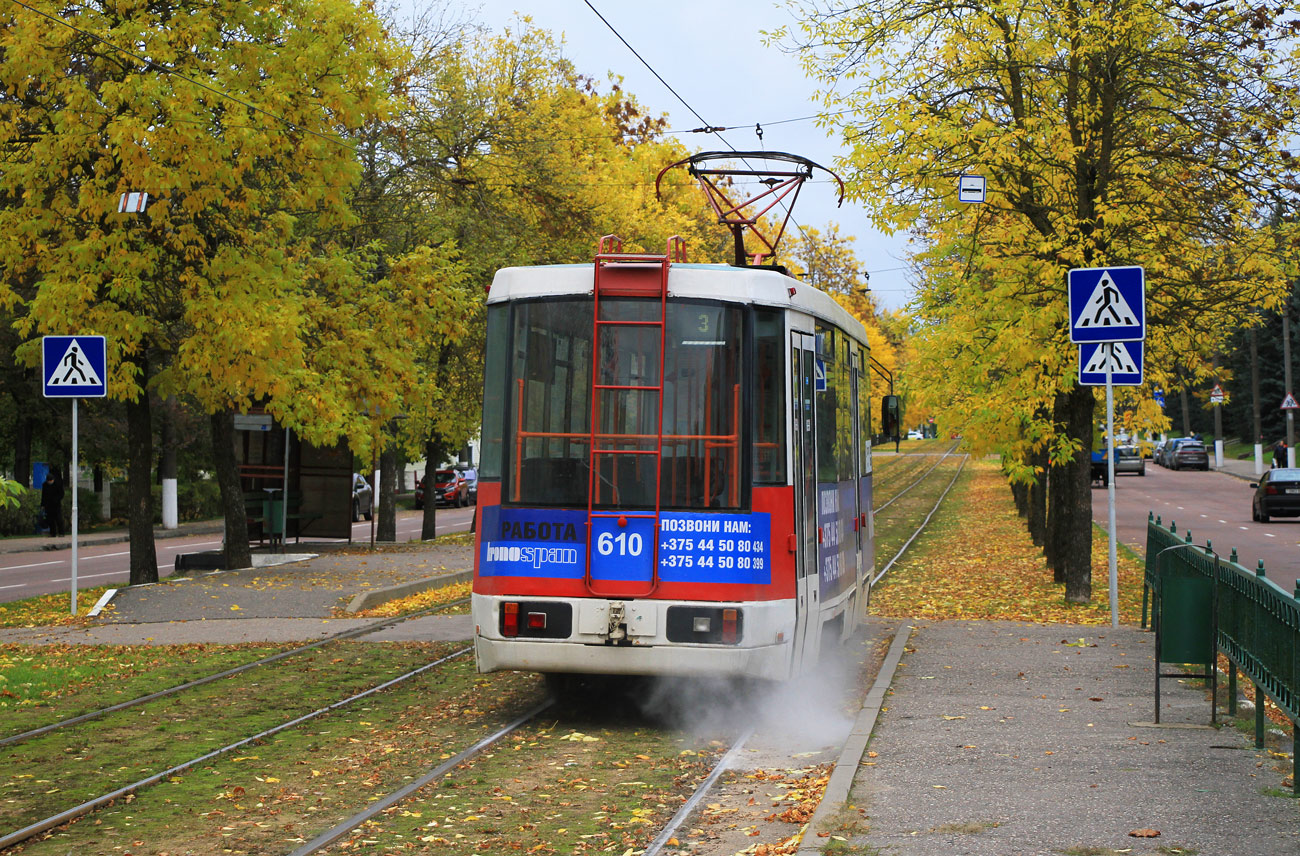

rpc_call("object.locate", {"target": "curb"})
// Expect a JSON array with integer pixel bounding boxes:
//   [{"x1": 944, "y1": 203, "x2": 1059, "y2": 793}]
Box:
[
  {"x1": 0, "y1": 523, "x2": 226, "y2": 555},
  {"x1": 343, "y1": 569, "x2": 473, "y2": 613},
  {"x1": 795, "y1": 622, "x2": 913, "y2": 855}
]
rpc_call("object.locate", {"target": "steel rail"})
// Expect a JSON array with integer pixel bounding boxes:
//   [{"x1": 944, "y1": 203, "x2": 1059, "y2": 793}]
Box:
[
  {"x1": 641, "y1": 728, "x2": 756, "y2": 856},
  {"x1": 873, "y1": 442, "x2": 960, "y2": 513},
  {"x1": 0, "y1": 647, "x2": 472, "y2": 850},
  {"x1": 286, "y1": 701, "x2": 554, "y2": 856},
  {"x1": 0, "y1": 597, "x2": 470, "y2": 748},
  {"x1": 871, "y1": 454, "x2": 969, "y2": 587}
]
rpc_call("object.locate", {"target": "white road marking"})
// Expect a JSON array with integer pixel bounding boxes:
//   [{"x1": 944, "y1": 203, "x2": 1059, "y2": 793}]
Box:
[{"x1": 0, "y1": 560, "x2": 62, "y2": 571}]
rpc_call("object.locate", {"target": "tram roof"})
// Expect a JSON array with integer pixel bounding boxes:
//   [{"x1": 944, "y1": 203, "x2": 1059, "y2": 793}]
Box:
[{"x1": 487, "y1": 263, "x2": 869, "y2": 343}]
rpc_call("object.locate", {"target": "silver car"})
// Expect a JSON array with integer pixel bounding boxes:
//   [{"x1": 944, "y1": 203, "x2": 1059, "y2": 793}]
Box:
[{"x1": 1115, "y1": 446, "x2": 1145, "y2": 476}]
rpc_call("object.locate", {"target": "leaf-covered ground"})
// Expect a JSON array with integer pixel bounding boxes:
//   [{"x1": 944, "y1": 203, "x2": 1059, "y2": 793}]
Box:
[{"x1": 870, "y1": 458, "x2": 1144, "y2": 624}]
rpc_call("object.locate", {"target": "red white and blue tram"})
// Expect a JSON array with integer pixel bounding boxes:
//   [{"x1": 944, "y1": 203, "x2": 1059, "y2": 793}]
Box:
[{"x1": 470, "y1": 233, "x2": 875, "y2": 681}]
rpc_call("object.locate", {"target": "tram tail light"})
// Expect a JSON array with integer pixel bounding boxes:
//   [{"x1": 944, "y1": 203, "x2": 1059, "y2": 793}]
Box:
[
  {"x1": 502, "y1": 602, "x2": 520, "y2": 637},
  {"x1": 721, "y1": 609, "x2": 739, "y2": 644},
  {"x1": 527, "y1": 611, "x2": 548, "y2": 630}
]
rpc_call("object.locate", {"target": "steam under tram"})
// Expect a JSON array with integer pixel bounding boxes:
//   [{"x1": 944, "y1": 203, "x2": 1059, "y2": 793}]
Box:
[{"x1": 470, "y1": 151, "x2": 873, "y2": 681}]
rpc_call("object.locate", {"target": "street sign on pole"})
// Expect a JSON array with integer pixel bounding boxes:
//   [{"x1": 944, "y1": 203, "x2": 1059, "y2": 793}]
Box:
[
  {"x1": 1209, "y1": 384, "x2": 1226, "y2": 405},
  {"x1": 1078, "y1": 342, "x2": 1143, "y2": 386},
  {"x1": 1068, "y1": 266, "x2": 1145, "y2": 343},
  {"x1": 41, "y1": 335, "x2": 108, "y2": 617},
  {"x1": 957, "y1": 174, "x2": 986, "y2": 203},
  {"x1": 42, "y1": 336, "x2": 106, "y2": 398}
]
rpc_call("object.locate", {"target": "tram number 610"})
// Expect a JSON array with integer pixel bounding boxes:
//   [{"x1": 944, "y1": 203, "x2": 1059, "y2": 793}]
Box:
[{"x1": 597, "y1": 531, "x2": 644, "y2": 557}]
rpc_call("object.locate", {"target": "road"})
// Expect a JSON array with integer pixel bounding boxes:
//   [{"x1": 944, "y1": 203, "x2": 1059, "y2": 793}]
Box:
[
  {"x1": 1094, "y1": 463, "x2": 1300, "y2": 581},
  {"x1": 0, "y1": 506, "x2": 475, "y2": 604}
]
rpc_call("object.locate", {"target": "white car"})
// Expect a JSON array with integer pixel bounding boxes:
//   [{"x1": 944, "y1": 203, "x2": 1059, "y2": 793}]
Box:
[{"x1": 907, "y1": 430, "x2": 924, "y2": 440}]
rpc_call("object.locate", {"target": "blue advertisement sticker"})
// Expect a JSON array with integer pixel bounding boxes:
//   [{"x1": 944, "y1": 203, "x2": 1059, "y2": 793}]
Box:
[
  {"x1": 657, "y1": 512, "x2": 771, "y2": 585},
  {"x1": 479, "y1": 507, "x2": 587, "y2": 578}
]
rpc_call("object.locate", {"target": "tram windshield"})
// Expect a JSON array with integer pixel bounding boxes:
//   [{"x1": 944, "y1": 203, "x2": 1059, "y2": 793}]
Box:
[{"x1": 497, "y1": 297, "x2": 746, "y2": 510}]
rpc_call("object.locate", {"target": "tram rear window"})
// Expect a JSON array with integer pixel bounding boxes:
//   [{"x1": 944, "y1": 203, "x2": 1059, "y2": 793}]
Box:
[{"x1": 498, "y1": 297, "x2": 746, "y2": 510}]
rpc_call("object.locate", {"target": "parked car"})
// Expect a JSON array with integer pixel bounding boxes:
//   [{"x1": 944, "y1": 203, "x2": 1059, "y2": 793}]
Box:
[
  {"x1": 1115, "y1": 445, "x2": 1145, "y2": 476},
  {"x1": 906, "y1": 429, "x2": 924, "y2": 440},
  {"x1": 457, "y1": 467, "x2": 479, "y2": 504},
  {"x1": 351, "y1": 473, "x2": 373, "y2": 522},
  {"x1": 1152, "y1": 439, "x2": 1168, "y2": 466},
  {"x1": 416, "y1": 468, "x2": 469, "y2": 508},
  {"x1": 1170, "y1": 439, "x2": 1209, "y2": 471},
  {"x1": 1251, "y1": 468, "x2": 1300, "y2": 522}
]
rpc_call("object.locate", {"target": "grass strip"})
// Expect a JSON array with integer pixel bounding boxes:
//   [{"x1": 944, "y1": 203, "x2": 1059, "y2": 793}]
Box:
[
  {"x1": 16, "y1": 665, "x2": 545, "y2": 856},
  {"x1": 0, "y1": 642, "x2": 460, "y2": 834}
]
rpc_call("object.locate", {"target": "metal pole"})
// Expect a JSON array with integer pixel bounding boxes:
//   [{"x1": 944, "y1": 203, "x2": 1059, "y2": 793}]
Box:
[
  {"x1": 1106, "y1": 348, "x2": 1118, "y2": 629},
  {"x1": 70, "y1": 398, "x2": 78, "y2": 616},
  {"x1": 1284, "y1": 313, "x2": 1295, "y2": 467},
  {"x1": 281, "y1": 427, "x2": 290, "y2": 553}
]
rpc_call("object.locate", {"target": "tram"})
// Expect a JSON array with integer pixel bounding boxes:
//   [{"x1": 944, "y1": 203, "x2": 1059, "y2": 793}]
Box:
[{"x1": 470, "y1": 153, "x2": 874, "y2": 681}]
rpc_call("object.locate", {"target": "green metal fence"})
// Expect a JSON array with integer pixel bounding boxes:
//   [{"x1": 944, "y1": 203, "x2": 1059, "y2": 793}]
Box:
[{"x1": 1144, "y1": 513, "x2": 1299, "y2": 794}]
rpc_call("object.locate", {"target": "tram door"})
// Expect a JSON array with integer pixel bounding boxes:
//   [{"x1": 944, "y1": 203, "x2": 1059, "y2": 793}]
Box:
[{"x1": 790, "y1": 332, "x2": 821, "y2": 671}]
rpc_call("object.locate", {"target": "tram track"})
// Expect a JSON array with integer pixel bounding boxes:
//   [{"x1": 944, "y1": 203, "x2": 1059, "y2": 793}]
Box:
[
  {"x1": 0, "y1": 646, "x2": 476, "y2": 850},
  {"x1": 872, "y1": 440, "x2": 962, "y2": 513},
  {"x1": 3, "y1": 448, "x2": 968, "y2": 854},
  {"x1": 0, "y1": 596, "x2": 470, "y2": 749}
]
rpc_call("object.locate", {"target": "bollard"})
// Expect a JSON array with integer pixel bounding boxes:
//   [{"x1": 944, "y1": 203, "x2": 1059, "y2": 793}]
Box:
[{"x1": 1256, "y1": 560, "x2": 1266, "y2": 578}]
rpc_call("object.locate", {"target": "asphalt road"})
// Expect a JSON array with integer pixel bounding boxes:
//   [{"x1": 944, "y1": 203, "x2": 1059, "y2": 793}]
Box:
[
  {"x1": 1095, "y1": 462, "x2": 1300, "y2": 580},
  {"x1": 0, "y1": 506, "x2": 474, "y2": 603}
]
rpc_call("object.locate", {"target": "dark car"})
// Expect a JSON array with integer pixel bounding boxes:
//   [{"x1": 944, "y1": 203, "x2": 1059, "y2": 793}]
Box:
[
  {"x1": 1170, "y1": 439, "x2": 1209, "y2": 471},
  {"x1": 457, "y1": 467, "x2": 478, "y2": 504},
  {"x1": 416, "y1": 468, "x2": 469, "y2": 508},
  {"x1": 351, "y1": 473, "x2": 373, "y2": 522},
  {"x1": 1251, "y1": 468, "x2": 1300, "y2": 522}
]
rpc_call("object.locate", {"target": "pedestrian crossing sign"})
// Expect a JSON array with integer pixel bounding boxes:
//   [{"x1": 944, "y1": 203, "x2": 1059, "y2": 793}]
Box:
[
  {"x1": 1078, "y1": 341, "x2": 1143, "y2": 386},
  {"x1": 42, "y1": 335, "x2": 107, "y2": 398},
  {"x1": 1068, "y1": 266, "x2": 1145, "y2": 343}
]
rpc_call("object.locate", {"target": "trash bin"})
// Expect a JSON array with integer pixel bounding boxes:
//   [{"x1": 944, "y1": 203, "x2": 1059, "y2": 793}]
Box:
[{"x1": 264, "y1": 498, "x2": 285, "y2": 539}]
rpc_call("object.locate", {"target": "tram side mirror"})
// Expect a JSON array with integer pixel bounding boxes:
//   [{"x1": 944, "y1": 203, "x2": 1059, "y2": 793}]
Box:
[{"x1": 882, "y1": 395, "x2": 901, "y2": 443}]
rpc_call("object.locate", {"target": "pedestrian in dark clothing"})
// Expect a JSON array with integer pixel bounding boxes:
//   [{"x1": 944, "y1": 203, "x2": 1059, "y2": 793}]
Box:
[
  {"x1": 1272, "y1": 440, "x2": 1287, "y2": 469},
  {"x1": 40, "y1": 471, "x2": 64, "y2": 537}
]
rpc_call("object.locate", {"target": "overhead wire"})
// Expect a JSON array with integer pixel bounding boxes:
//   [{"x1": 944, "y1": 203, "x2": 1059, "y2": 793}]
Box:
[{"x1": 580, "y1": 0, "x2": 823, "y2": 253}]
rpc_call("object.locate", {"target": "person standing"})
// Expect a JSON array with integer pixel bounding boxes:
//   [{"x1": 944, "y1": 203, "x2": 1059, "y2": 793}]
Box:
[
  {"x1": 40, "y1": 470, "x2": 64, "y2": 537},
  {"x1": 1272, "y1": 439, "x2": 1287, "y2": 469}
]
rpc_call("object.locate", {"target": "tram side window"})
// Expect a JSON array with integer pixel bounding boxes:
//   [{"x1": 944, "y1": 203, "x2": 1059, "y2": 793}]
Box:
[
  {"x1": 479, "y1": 304, "x2": 509, "y2": 480},
  {"x1": 752, "y1": 308, "x2": 786, "y2": 485},
  {"x1": 507, "y1": 299, "x2": 593, "y2": 506},
  {"x1": 838, "y1": 338, "x2": 854, "y2": 481},
  {"x1": 815, "y1": 325, "x2": 839, "y2": 484}
]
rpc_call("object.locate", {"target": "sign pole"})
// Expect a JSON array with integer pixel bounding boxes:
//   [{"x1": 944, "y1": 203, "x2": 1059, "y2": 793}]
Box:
[
  {"x1": 1106, "y1": 351, "x2": 1118, "y2": 629},
  {"x1": 70, "y1": 398, "x2": 78, "y2": 616}
]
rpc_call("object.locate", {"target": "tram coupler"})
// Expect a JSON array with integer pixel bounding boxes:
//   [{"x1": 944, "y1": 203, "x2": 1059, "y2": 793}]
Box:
[{"x1": 606, "y1": 601, "x2": 629, "y2": 644}]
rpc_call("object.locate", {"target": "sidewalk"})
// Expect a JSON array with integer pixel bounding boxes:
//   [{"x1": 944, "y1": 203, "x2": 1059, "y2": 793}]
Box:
[{"x1": 819, "y1": 621, "x2": 1298, "y2": 855}]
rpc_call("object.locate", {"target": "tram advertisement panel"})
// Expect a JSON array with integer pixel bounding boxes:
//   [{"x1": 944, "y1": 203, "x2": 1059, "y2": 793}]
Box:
[
  {"x1": 479, "y1": 507, "x2": 770, "y2": 585},
  {"x1": 657, "y1": 512, "x2": 771, "y2": 585},
  {"x1": 817, "y1": 483, "x2": 857, "y2": 598},
  {"x1": 479, "y1": 507, "x2": 586, "y2": 578}
]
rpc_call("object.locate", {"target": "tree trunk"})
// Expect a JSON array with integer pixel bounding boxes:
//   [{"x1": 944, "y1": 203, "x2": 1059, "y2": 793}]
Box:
[
  {"x1": 126, "y1": 388, "x2": 158, "y2": 585},
  {"x1": 1061, "y1": 384, "x2": 1094, "y2": 603},
  {"x1": 1028, "y1": 443, "x2": 1048, "y2": 549},
  {"x1": 421, "y1": 438, "x2": 438, "y2": 541},
  {"x1": 1180, "y1": 387, "x2": 1192, "y2": 437},
  {"x1": 1045, "y1": 393, "x2": 1068, "y2": 581},
  {"x1": 378, "y1": 445, "x2": 397, "y2": 542},
  {"x1": 210, "y1": 410, "x2": 251, "y2": 570},
  {"x1": 14, "y1": 412, "x2": 31, "y2": 488}
]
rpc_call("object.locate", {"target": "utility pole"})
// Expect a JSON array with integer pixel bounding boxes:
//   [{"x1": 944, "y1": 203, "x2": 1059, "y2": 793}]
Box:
[
  {"x1": 1251, "y1": 326, "x2": 1263, "y2": 475},
  {"x1": 1285, "y1": 311, "x2": 1295, "y2": 467}
]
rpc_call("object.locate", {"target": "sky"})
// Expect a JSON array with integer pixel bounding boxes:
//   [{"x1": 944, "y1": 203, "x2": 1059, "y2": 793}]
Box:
[{"x1": 407, "y1": 0, "x2": 917, "y2": 311}]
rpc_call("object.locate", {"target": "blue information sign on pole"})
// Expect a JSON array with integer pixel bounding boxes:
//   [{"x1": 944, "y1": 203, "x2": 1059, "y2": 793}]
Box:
[
  {"x1": 1068, "y1": 266, "x2": 1145, "y2": 343},
  {"x1": 42, "y1": 335, "x2": 107, "y2": 398}
]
